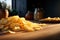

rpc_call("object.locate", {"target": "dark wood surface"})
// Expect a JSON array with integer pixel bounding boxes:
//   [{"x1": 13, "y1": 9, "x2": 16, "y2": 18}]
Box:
[{"x1": 0, "y1": 24, "x2": 60, "y2": 40}]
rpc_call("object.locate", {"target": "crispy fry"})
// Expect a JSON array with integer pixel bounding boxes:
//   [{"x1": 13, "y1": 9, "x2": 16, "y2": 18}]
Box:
[{"x1": 0, "y1": 16, "x2": 47, "y2": 33}]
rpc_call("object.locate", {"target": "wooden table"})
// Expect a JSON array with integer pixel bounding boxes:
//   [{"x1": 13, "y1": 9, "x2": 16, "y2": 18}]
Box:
[{"x1": 0, "y1": 24, "x2": 60, "y2": 40}]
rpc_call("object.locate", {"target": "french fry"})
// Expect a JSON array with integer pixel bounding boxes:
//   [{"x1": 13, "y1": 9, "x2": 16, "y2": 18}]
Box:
[
  {"x1": 23, "y1": 25, "x2": 34, "y2": 32},
  {"x1": 0, "y1": 15, "x2": 47, "y2": 33}
]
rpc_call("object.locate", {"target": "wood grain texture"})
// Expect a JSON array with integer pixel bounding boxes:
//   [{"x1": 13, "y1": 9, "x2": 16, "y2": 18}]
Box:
[{"x1": 0, "y1": 24, "x2": 60, "y2": 40}]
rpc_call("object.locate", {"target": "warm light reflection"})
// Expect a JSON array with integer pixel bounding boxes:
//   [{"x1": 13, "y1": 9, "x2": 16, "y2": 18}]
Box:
[
  {"x1": 8, "y1": 30, "x2": 15, "y2": 34},
  {"x1": 14, "y1": 26, "x2": 20, "y2": 30},
  {"x1": 46, "y1": 17, "x2": 60, "y2": 21},
  {"x1": 48, "y1": 17, "x2": 51, "y2": 19},
  {"x1": 57, "y1": 17, "x2": 60, "y2": 19}
]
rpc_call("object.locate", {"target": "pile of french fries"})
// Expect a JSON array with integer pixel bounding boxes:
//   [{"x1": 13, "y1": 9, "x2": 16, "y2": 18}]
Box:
[{"x1": 0, "y1": 16, "x2": 46, "y2": 33}]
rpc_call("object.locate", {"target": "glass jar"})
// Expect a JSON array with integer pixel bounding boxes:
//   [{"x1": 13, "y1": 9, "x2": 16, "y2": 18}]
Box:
[
  {"x1": 0, "y1": 1, "x2": 9, "y2": 19},
  {"x1": 34, "y1": 8, "x2": 37, "y2": 20},
  {"x1": 25, "y1": 10, "x2": 33, "y2": 20},
  {"x1": 34, "y1": 8, "x2": 43, "y2": 20},
  {"x1": 0, "y1": 9, "x2": 9, "y2": 19}
]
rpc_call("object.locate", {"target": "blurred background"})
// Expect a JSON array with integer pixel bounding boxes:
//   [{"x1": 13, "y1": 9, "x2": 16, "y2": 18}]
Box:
[{"x1": 0, "y1": 0, "x2": 60, "y2": 18}]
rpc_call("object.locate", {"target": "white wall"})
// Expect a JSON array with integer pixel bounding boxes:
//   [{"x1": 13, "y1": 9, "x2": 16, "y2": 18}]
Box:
[{"x1": 0, "y1": 0, "x2": 12, "y2": 9}]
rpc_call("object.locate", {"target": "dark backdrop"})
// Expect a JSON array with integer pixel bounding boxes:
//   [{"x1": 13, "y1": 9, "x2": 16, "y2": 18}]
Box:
[
  {"x1": 27, "y1": 0, "x2": 60, "y2": 17},
  {"x1": 12, "y1": 0, "x2": 60, "y2": 17},
  {"x1": 12, "y1": 0, "x2": 27, "y2": 17},
  {"x1": 43, "y1": 0, "x2": 60, "y2": 17}
]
